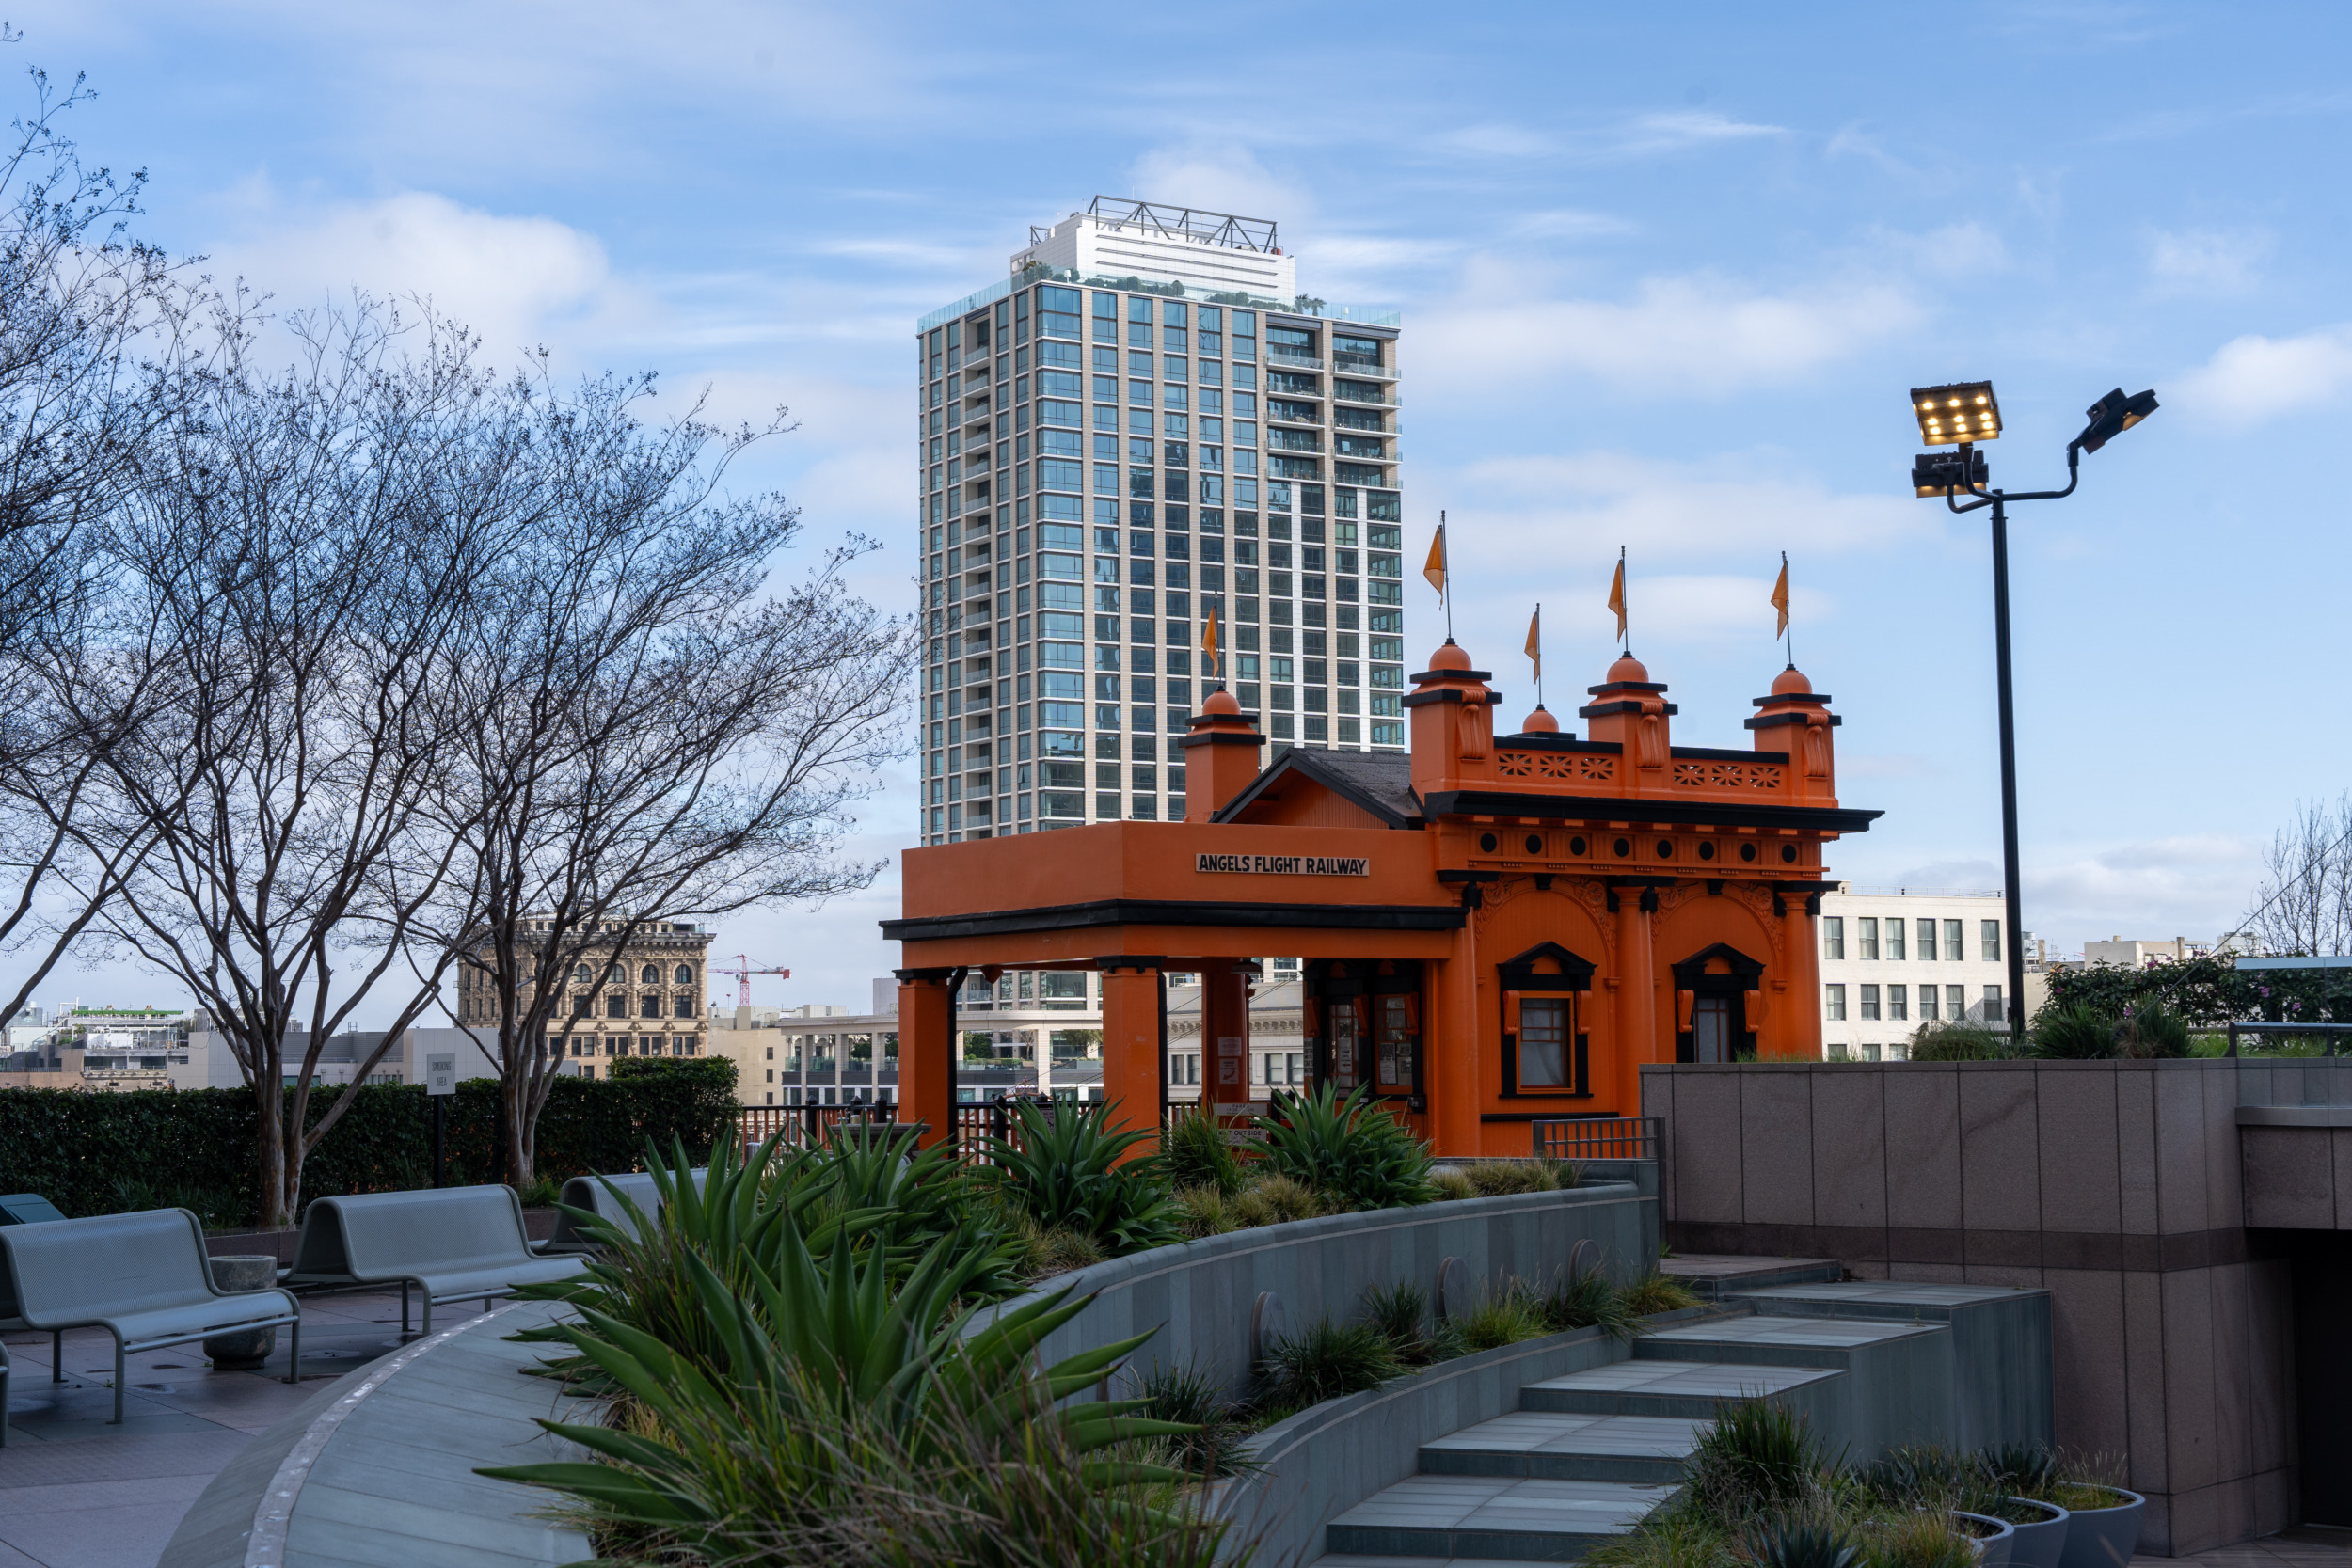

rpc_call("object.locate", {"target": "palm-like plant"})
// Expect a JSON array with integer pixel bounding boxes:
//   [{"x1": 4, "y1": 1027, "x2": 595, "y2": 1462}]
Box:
[
  {"x1": 1253, "y1": 1083, "x2": 1436, "y2": 1211},
  {"x1": 986, "y1": 1099, "x2": 1184, "y2": 1256}
]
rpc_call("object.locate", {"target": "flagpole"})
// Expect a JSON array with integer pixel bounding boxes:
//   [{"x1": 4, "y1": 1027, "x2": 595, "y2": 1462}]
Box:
[
  {"x1": 1618, "y1": 546, "x2": 1628, "y2": 652},
  {"x1": 1783, "y1": 551, "x2": 1793, "y2": 668},
  {"x1": 1534, "y1": 604, "x2": 1543, "y2": 707},
  {"x1": 1440, "y1": 510, "x2": 1454, "y2": 641}
]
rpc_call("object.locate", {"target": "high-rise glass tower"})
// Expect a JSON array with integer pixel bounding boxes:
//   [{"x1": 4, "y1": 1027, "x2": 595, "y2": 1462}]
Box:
[{"x1": 914, "y1": 198, "x2": 1405, "y2": 845}]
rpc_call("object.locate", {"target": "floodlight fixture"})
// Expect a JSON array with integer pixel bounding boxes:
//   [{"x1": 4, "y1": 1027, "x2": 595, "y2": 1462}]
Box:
[
  {"x1": 2076, "y1": 387, "x2": 2158, "y2": 454},
  {"x1": 1909, "y1": 381, "x2": 2001, "y2": 447},
  {"x1": 1912, "y1": 449, "x2": 1988, "y2": 498}
]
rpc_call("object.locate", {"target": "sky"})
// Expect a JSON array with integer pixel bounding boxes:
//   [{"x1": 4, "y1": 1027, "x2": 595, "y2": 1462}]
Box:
[{"x1": 15, "y1": 0, "x2": 2352, "y2": 1017}]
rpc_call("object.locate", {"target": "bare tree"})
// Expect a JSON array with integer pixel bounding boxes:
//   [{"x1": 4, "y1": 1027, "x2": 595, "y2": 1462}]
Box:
[
  {"x1": 69, "y1": 304, "x2": 538, "y2": 1227},
  {"x1": 2245, "y1": 793, "x2": 2352, "y2": 958},
  {"x1": 412, "y1": 371, "x2": 914, "y2": 1184},
  {"x1": 0, "y1": 59, "x2": 214, "y2": 1027}
]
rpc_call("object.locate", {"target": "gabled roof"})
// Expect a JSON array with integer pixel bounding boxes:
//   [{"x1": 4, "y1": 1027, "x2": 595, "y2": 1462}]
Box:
[{"x1": 1213, "y1": 747, "x2": 1423, "y2": 829}]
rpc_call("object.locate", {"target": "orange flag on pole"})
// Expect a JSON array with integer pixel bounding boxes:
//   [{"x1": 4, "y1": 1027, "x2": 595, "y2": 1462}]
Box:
[
  {"x1": 1523, "y1": 605, "x2": 1541, "y2": 680},
  {"x1": 1771, "y1": 553, "x2": 1790, "y2": 639},
  {"x1": 1422, "y1": 520, "x2": 1448, "y2": 597},
  {"x1": 1607, "y1": 549, "x2": 1628, "y2": 643},
  {"x1": 1202, "y1": 605, "x2": 1220, "y2": 682}
]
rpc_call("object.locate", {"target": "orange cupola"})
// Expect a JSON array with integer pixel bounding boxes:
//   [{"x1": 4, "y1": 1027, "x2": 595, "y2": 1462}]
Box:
[
  {"x1": 1406, "y1": 639, "x2": 1502, "y2": 797},
  {"x1": 1182, "y1": 685, "x2": 1263, "y2": 823},
  {"x1": 1581, "y1": 649, "x2": 1676, "y2": 772},
  {"x1": 1748, "y1": 662, "x2": 1837, "y2": 802},
  {"x1": 1519, "y1": 704, "x2": 1560, "y2": 734}
]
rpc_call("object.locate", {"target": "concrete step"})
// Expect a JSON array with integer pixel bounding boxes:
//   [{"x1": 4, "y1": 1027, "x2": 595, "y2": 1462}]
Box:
[
  {"x1": 1419, "y1": 1411, "x2": 1705, "y2": 1483},
  {"x1": 1656, "y1": 1253, "x2": 1843, "y2": 1299},
  {"x1": 1323, "y1": 1474, "x2": 1671, "y2": 1562},
  {"x1": 1724, "y1": 1281, "x2": 2053, "y2": 1453},
  {"x1": 1519, "y1": 1358, "x2": 1845, "y2": 1419},
  {"x1": 1632, "y1": 1313, "x2": 1957, "y2": 1461}
]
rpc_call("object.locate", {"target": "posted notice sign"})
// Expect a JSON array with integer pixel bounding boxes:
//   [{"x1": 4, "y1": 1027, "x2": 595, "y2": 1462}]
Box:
[
  {"x1": 425, "y1": 1053, "x2": 457, "y2": 1096},
  {"x1": 1196, "y1": 853, "x2": 1370, "y2": 877}
]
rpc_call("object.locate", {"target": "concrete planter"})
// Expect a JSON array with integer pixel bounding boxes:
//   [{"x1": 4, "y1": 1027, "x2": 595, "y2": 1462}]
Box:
[
  {"x1": 1954, "y1": 1511, "x2": 2015, "y2": 1568},
  {"x1": 2054, "y1": 1488, "x2": 2144, "y2": 1568},
  {"x1": 2002, "y1": 1497, "x2": 2070, "y2": 1568},
  {"x1": 200, "y1": 1255, "x2": 278, "y2": 1369}
]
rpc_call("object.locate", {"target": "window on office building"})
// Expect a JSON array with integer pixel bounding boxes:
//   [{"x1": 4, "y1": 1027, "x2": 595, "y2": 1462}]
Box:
[
  {"x1": 1947, "y1": 984, "x2": 1966, "y2": 1019},
  {"x1": 1984, "y1": 985, "x2": 2004, "y2": 1021},
  {"x1": 1824, "y1": 984, "x2": 1847, "y2": 1022},
  {"x1": 1919, "y1": 985, "x2": 1940, "y2": 1021},
  {"x1": 1858, "y1": 917, "x2": 1878, "y2": 959},
  {"x1": 1822, "y1": 917, "x2": 1845, "y2": 960},
  {"x1": 1981, "y1": 921, "x2": 2002, "y2": 961},
  {"x1": 1919, "y1": 918, "x2": 1938, "y2": 960},
  {"x1": 1885, "y1": 919, "x2": 1905, "y2": 960},
  {"x1": 1860, "y1": 984, "x2": 1881, "y2": 1021},
  {"x1": 1887, "y1": 984, "x2": 1908, "y2": 1021},
  {"x1": 1945, "y1": 920, "x2": 1963, "y2": 961}
]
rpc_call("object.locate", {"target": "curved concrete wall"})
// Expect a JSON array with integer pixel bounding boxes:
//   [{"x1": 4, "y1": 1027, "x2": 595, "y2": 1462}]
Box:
[
  {"x1": 159, "y1": 1301, "x2": 588, "y2": 1568},
  {"x1": 971, "y1": 1180, "x2": 1657, "y2": 1403}
]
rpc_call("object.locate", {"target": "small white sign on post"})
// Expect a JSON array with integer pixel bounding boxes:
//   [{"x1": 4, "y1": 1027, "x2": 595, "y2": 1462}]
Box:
[{"x1": 425, "y1": 1053, "x2": 457, "y2": 1097}]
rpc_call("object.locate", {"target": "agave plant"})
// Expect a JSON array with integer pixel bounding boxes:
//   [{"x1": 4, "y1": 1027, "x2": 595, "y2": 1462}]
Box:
[
  {"x1": 484, "y1": 1223, "x2": 1206, "y2": 1559},
  {"x1": 1253, "y1": 1083, "x2": 1436, "y2": 1211},
  {"x1": 1163, "y1": 1101, "x2": 1245, "y2": 1195},
  {"x1": 986, "y1": 1098, "x2": 1184, "y2": 1256}
]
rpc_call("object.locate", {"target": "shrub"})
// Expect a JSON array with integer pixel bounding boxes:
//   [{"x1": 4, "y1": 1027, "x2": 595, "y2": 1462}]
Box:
[
  {"x1": 1260, "y1": 1319, "x2": 1402, "y2": 1406},
  {"x1": 2114, "y1": 1004, "x2": 2192, "y2": 1058},
  {"x1": 1977, "y1": 1442, "x2": 2061, "y2": 1500},
  {"x1": 1229, "y1": 1173, "x2": 1319, "y2": 1227},
  {"x1": 1906, "y1": 1023, "x2": 2013, "y2": 1061},
  {"x1": 1684, "y1": 1399, "x2": 1825, "y2": 1516},
  {"x1": 1750, "y1": 1522, "x2": 1864, "y2": 1568},
  {"x1": 1253, "y1": 1084, "x2": 1436, "y2": 1211},
  {"x1": 1430, "y1": 1167, "x2": 1477, "y2": 1202},
  {"x1": 1455, "y1": 1286, "x2": 1551, "y2": 1352},
  {"x1": 2029, "y1": 1001, "x2": 2119, "y2": 1059},
  {"x1": 1138, "y1": 1362, "x2": 1254, "y2": 1480},
  {"x1": 1359, "y1": 1280, "x2": 1429, "y2": 1354},
  {"x1": 1163, "y1": 1103, "x2": 1244, "y2": 1195},
  {"x1": 1858, "y1": 1446, "x2": 2006, "y2": 1519},
  {"x1": 1169, "y1": 1183, "x2": 1237, "y2": 1239},
  {"x1": 1620, "y1": 1272, "x2": 1703, "y2": 1316},
  {"x1": 1456, "y1": 1158, "x2": 1578, "y2": 1195},
  {"x1": 1011, "y1": 1214, "x2": 1105, "y2": 1277},
  {"x1": 1537, "y1": 1269, "x2": 1645, "y2": 1342},
  {"x1": 986, "y1": 1100, "x2": 1183, "y2": 1256}
]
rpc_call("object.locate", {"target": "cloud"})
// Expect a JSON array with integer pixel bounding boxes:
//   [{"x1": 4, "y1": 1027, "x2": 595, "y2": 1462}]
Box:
[
  {"x1": 2172, "y1": 324, "x2": 2352, "y2": 425},
  {"x1": 2146, "y1": 227, "x2": 2273, "y2": 294},
  {"x1": 210, "y1": 188, "x2": 645, "y2": 362},
  {"x1": 1612, "y1": 110, "x2": 1786, "y2": 156},
  {"x1": 1438, "y1": 122, "x2": 1556, "y2": 159},
  {"x1": 1125, "y1": 143, "x2": 1308, "y2": 228},
  {"x1": 1440, "y1": 450, "x2": 1926, "y2": 566},
  {"x1": 1510, "y1": 209, "x2": 1639, "y2": 241},
  {"x1": 2023, "y1": 834, "x2": 2263, "y2": 946},
  {"x1": 1414, "y1": 275, "x2": 1922, "y2": 395}
]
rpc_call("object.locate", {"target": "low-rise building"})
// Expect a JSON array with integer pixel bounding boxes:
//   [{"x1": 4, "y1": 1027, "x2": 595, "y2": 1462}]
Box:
[
  {"x1": 453, "y1": 919, "x2": 714, "y2": 1079},
  {"x1": 1816, "y1": 886, "x2": 2013, "y2": 1061}
]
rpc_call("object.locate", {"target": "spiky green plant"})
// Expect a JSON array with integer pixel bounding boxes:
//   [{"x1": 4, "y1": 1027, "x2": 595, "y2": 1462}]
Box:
[
  {"x1": 1359, "y1": 1280, "x2": 1431, "y2": 1359},
  {"x1": 1749, "y1": 1522, "x2": 1865, "y2": 1568},
  {"x1": 1684, "y1": 1399, "x2": 1828, "y2": 1516},
  {"x1": 1259, "y1": 1318, "x2": 1402, "y2": 1406},
  {"x1": 1163, "y1": 1102, "x2": 1244, "y2": 1195},
  {"x1": 1536, "y1": 1269, "x2": 1645, "y2": 1342},
  {"x1": 2028, "y1": 1001, "x2": 2118, "y2": 1059},
  {"x1": 1138, "y1": 1361, "x2": 1255, "y2": 1479},
  {"x1": 1620, "y1": 1272, "x2": 1703, "y2": 1316},
  {"x1": 1252, "y1": 1084, "x2": 1436, "y2": 1211},
  {"x1": 986, "y1": 1099, "x2": 1184, "y2": 1255}
]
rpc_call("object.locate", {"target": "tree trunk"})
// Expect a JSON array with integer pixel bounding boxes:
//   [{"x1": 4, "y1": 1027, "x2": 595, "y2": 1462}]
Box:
[{"x1": 255, "y1": 1074, "x2": 294, "y2": 1229}]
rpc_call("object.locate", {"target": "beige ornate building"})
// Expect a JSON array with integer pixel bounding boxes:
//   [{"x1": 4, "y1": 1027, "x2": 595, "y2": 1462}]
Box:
[{"x1": 453, "y1": 920, "x2": 713, "y2": 1079}]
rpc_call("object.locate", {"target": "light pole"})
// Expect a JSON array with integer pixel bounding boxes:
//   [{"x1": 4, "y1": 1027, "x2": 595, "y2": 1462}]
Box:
[{"x1": 1909, "y1": 382, "x2": 2158, "y2": 1040}]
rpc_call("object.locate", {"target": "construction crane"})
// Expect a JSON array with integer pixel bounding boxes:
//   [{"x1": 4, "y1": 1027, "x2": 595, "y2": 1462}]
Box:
[{"x1": 711, "y1": 955, "x2": 791, "y2": 1009}]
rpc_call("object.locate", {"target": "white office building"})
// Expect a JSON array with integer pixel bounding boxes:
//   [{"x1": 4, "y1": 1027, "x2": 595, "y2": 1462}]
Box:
[
  {"x1": 914, "y1": 197, "x2": 1406, "y2": 844},
  {"x1": 1816, "y1": 886, "x2": 2014, "y2": 1060}
]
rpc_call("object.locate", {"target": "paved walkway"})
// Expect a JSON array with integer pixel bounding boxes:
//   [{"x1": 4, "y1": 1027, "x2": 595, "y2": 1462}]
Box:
[
  {"x1": 0, "y1": 1291, "x2": 411, "y2": 1568},
  {"x1": 2138, "y1": 1528, "x2": 2352, "y2": 1568}
]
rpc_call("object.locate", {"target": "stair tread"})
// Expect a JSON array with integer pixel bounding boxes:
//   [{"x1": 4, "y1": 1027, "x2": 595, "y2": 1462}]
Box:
[
  {"x1": 1730, "y1": 1282, "x2": 2028, "y2": 1307},
  {"x1": 1425, "y1": 1411, "x2": 1705, "y2": 1459},
  {"x1": 1525, "y1": 1360, "x2": 1839, "y2": 1398},
  {"x1": 1644, "y1": 1315, "x2": 1945, "y2": 1349},
  {"x1": 1331, "y1": 1474, "x2": 1671, "y2": 1533}
]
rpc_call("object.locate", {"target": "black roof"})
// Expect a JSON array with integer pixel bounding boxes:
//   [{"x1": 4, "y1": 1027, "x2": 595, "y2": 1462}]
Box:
[{"x1": 1212, "y1": 747, "x2": 1423, "y2": 829}]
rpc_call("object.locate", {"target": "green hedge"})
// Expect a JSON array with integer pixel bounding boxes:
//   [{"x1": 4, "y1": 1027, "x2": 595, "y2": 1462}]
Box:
[
  {"x1": 0, "y1": 1057, "x2": 738, "y2": 1228},
  {"x1": 2042, "y1": 954, "x2": 2352, "y2": 1028}
]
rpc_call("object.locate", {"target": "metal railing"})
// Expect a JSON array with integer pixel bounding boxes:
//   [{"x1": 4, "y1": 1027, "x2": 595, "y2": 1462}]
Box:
[
  {"x1": 1532, "y1": 1116, "x2": 1660, "y2": 1163},
  {"x1": 2227, "y1": 1022, "x2": 2352, "y2": 1057}
]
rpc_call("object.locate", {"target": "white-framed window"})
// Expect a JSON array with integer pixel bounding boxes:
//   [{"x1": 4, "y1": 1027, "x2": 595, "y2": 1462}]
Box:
[
  {"x1": 1858, "y1": 918, "x2": 1879, "y2": 959},
  {"x1": 1823, "y1": 918, "x2": 1845, "y2": 960},
  {"x1": 1825, "y1": 984, "x2": 1847, "y2": 1022},
  {"x1": 1888, "y1": 984, "x2": 1908, "y2": 1021},
  {"x1": 1981, "y1": 921, "x2": 2002, "y2": 962},
  {"x1": 1860, "y1": 984, "x2": 1881, "y2": 1021}
]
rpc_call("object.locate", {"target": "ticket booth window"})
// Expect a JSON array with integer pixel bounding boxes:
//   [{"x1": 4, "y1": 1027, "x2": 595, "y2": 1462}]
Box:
[
  {"x1": 1375, "y1": 994, "x2": 1419, "y2": 1087},
  {"x1": 1329, "y1": 998, "x2": 1361, "y2": 1093}
]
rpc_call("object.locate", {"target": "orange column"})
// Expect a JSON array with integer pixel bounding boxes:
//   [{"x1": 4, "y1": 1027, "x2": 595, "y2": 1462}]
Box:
[
  {"x1": 1615, "y1": 888, "x2": 1658, "y2": 1105},
  {"x1": 895, "y1": 972, "x2": 956, "y2": 1149},
  {"x1": 1098, "y1": 962, "x2": 1164, "y2": 1150},
  {"x1": 1201, "y1": 963, "x2": 1253, "y2": 1117},
  {"x1": 1428, "y1": 924, "x2": 1482, "y2": 1159},
  {"x1": 1772, "y1": 890, "x2": 1824, "y2": 1059}
]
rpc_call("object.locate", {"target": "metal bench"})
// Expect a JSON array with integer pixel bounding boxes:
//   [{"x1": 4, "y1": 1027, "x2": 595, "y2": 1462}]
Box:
[
  {"x1": 0, "y1": 1208, "x2": 301, "y2": 1428},
  {"x1": 539, "y1": 1168, "x2": 709, "y2": 1254},
  {"x1": 0, "y1": 1191, "x2": 64, "y2": 1440},
  {"x1": 282, "y1": 1185, "x2": 588, "y2": 1335}
]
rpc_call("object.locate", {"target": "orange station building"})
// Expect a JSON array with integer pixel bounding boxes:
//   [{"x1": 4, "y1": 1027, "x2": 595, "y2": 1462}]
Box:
[{"x1": 884, "y1": 640, "x2": 1880, "y2": 1158}]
